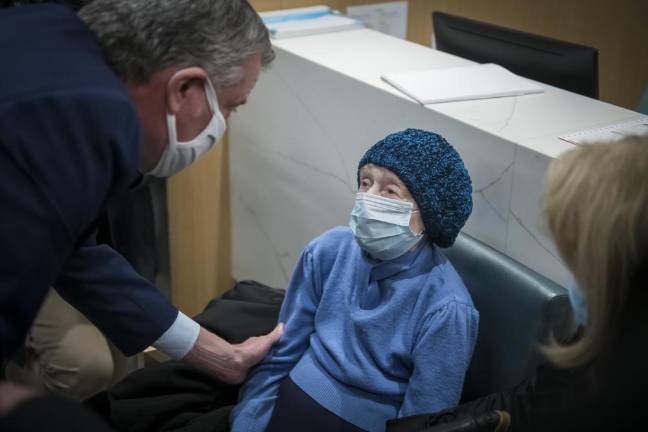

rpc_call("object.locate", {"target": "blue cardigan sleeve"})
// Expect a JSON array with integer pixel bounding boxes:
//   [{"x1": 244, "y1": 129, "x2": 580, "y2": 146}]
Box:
[
  {"x1": 398, "y1": 300, "x2": 479, "y2": 417},
  {"x1": 230, "y1": 246, "x2": 321, "y2": 431}
]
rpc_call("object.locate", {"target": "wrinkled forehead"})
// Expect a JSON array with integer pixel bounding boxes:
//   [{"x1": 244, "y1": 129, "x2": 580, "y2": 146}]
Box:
[{"x1": 359, "y1": 164, "x2": 406, "y2": 187}]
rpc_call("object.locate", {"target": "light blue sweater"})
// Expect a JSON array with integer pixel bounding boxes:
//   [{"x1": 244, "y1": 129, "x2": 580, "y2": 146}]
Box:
[{"x1": 230, "y1": 227, "x2": 479, "y2": 432}]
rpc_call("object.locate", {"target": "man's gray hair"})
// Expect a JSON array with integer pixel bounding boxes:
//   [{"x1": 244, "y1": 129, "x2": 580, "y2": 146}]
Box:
[{"x1": 79, "y1": 0, "x2": 274, "y2": 87}]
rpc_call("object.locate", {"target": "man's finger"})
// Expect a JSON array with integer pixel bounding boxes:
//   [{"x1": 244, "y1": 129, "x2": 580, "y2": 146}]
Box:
[{"x1": 269, "y1": 322, "x2": 284, "y2": 341}]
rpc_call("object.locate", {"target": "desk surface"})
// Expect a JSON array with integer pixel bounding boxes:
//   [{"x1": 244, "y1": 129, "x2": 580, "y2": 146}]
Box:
[
  {"x1": 230, "y1": 28, "x2": 643, "y2": 287},
  {"x1": 274, "y1": 29, "x2": 642, "y2": 159}
]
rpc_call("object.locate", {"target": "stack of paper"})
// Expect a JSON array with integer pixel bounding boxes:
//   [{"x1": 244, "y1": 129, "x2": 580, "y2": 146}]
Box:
[
  {"x1": 260, "y1": 6, "x2": 363, "y2": 39},
  {"x1": 381, "y1": 63, "x2": 544, "y2": 104},
  {"x1": 559, "y1": 117, "x2": 648, "y2": 145}
]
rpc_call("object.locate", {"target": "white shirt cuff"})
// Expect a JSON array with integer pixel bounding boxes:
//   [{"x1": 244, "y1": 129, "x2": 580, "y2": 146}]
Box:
[{"x1": 152, "y1": 311, "x2": 201, "y2": 359}]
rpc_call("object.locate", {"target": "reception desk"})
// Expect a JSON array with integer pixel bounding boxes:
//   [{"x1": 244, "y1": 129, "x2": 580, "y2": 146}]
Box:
[{"x1": 229, "y1": 28, "x2": 642, "y2": 288}]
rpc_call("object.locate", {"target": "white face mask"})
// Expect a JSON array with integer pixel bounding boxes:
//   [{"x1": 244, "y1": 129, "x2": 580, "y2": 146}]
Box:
[
  {"x1": 147, "y1": 77, "x2": 226, "y2": 178},
  {"x1": 349, "y1": 192, "x2": 424, "y2": 261}
]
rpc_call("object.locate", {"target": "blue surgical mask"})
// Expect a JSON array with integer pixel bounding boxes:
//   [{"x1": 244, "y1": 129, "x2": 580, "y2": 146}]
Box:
[
  {"x1": 349, "y1": 192, "x2": 424, "y2": 261},
  {"x1": 567, "y1": 278, "x2": 588, "y2": 326}
]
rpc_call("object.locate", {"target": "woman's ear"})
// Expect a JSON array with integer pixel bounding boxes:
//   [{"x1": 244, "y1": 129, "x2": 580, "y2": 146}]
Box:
[{"x1": 165, "y1": 67, "x2": 209, "y2": 115}]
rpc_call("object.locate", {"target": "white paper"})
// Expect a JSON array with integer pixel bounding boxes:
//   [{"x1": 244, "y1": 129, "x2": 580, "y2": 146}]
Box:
[
  {"x1": 381, "y1": 63, "x2": 544, "y2": 105},
  {"x1": 346, "y1": 1, "x2": 408, "y2": 40},
  {"x1": 260, "y1": 6, "x2": 363, "y2": 39},
  {"x1": 559, "y1": 117, "x2": 648, "y2": 145}
]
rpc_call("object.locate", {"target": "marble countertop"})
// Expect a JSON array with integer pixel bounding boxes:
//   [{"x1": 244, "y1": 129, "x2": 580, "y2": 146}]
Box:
[{"x1": 274, "y1": 28, "x2": 642, "y2": 159}]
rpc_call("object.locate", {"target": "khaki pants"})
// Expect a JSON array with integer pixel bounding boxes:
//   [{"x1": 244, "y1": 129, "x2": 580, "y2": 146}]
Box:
[
  {"x1": 5, "y1": 180, "x2": 165, "y2": 400},
  {"x1": 6, "y1": 289, "x2": 139, "y2": 400}
]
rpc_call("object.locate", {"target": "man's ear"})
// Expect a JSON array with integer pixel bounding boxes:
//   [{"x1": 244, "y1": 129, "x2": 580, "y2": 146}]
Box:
[{"x1": 166, "y1": 67, "x2": 209, "y2": 115}]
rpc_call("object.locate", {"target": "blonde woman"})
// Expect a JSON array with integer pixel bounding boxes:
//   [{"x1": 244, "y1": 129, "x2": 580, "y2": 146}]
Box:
[
  {"x1": 542, "y1": 135, "x2": 648, "y2": 366},
  {"x1": 389, "y1": 135, "x2": 648, "y2": 432},
  {"x1": 537, "y1": 134, "x2": 648, "y2": 430}
]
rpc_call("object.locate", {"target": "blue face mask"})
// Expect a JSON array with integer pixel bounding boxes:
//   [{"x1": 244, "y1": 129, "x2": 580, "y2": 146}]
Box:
[
  {"x1": 567, "y1": 278, "x2": 588, "y2": 326},
  {"x1": 349, "y1": 192, "x2": 424, "y2": 261}
]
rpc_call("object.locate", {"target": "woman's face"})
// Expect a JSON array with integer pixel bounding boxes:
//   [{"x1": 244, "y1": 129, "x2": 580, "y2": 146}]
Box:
[{"x1": 358, "y1": 163, "x2": 425, "y2": 234}]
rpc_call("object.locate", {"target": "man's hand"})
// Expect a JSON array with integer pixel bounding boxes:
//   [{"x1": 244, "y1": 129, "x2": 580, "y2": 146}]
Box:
[
  {"x1": 182, "y1": 323, "x2": 283, "y2": 384},
  {"x1": 0, "y1": 382, "x2": 36, "y2": 416}
]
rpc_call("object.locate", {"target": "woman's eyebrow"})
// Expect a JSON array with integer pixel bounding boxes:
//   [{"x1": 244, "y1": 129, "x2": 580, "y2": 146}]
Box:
[{"x1": 383, "y1": 174, "x2": 403, "y2": 188}]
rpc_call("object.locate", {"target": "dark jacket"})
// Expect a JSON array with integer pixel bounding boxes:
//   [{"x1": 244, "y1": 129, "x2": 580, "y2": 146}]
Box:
[{"x1": 0, "y1": 4, "x2": 178, "y2": 361}]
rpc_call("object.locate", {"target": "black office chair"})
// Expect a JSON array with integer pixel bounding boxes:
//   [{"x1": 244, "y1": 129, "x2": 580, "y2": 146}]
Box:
[
  {"x1": 432, "y1": 12, "x2": 599, "y2": 99},
  {"x1": 444, "y1": 232, "x2": 572, "y2": 402},
  {"x1": 387, "y1": 233, "x2": 571, "y2": 431}
]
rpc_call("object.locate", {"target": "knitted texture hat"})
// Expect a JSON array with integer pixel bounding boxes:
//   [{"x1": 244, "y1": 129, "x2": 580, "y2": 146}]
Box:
[{"x1": 358, "y1": 129, "x2": 473, "y2": 248}]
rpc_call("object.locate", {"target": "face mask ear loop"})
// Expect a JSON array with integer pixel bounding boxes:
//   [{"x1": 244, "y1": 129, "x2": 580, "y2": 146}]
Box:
[
  {"x1": 165, "y1": 111, "x2": 179, "y2": 148},
  {"x1": 204, "y1": 78, "x2": 217, "y2": 113},
  {"x1": 167, "y1": 69, "x2": 221, "y2": 130},
  {"x1": 204, "y1": 77, "x2": 227, "y2": 128}
]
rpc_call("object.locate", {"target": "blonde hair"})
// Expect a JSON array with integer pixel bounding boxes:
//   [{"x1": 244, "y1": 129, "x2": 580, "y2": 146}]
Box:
[{"x1": 541, "y1": 135, "x2": 648, "y2": 368}]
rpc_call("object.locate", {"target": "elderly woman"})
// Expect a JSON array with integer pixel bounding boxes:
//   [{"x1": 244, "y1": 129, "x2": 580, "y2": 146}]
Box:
[
  {"x1": 537, "y1": 135, "x2": 648, "y2": 430},
  {"x1": 230, "y1": 129, "x2": 479, "y2": 432}
]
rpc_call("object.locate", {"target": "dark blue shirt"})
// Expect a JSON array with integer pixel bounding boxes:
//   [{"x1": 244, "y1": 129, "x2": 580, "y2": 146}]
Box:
[{"x1": 0, "y1": 4, "x2": 178, "y2": 361}]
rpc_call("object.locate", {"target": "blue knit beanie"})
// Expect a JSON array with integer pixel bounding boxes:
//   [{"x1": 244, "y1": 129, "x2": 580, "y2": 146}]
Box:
[{"x1": 358, "y1": 129, "x2": 473, "y2": 248}]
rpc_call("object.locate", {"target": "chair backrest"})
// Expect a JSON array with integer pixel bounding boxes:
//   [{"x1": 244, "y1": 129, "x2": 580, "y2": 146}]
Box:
[
  {"x1": 432, "y1": 11, "x2": 599, "y2": 99},
  {"x1": 443, "y1": 232, "x2": 572, "y2": 402}
]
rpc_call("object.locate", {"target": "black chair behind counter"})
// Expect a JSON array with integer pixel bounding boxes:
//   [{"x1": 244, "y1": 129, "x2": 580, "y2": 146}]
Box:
[
  {"x1": 432, "y1": 11, "x2": 599, "y2": 99},
  {"x1": 444, "y1": 232, "x2": 572, "y2": 402}
]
